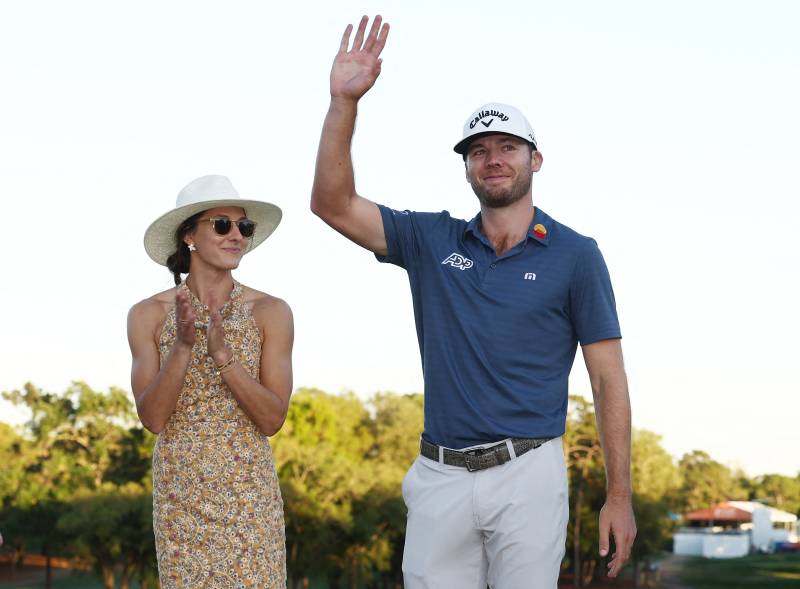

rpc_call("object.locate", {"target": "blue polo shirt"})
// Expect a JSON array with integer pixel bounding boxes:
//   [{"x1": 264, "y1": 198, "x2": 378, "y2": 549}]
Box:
[{"x1": 376, "y1": 205, "x2": 621, "y2": 448}]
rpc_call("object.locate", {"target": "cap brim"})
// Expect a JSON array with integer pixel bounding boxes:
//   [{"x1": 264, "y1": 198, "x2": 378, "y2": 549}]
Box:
[
  {"x1": 453, "y1": 131, "x2": 537, "y2": 155},
  {"x1": 143, "y1": 199, "x2": 282, "y2": 266}
]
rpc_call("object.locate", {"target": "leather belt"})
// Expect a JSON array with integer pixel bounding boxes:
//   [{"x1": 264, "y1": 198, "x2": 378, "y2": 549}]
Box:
[{"x1": 420, "y1": 437, "x2": 554, "y2": 472}]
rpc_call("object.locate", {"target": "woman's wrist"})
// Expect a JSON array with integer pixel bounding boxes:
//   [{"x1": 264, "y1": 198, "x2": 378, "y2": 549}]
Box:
[
  {"x1": 212, "y1": 347, "x2": 234, "y2": 368},
  {"x1": 173, "y1": 339, "x2": 194, "y2": 355}
]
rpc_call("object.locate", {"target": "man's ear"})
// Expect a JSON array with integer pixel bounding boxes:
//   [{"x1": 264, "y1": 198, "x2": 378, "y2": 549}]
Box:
[{"x1": 531, "y1": 150, "x2": 543, "y2": 173}]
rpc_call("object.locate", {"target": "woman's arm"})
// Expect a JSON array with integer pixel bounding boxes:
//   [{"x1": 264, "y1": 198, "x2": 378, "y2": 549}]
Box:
[
  {"x1": 206, "y1": 294, "x2": 294, "y2": 436},
  {"x1": 128, "y1": 289, "x2": 195, "y2": 433}
]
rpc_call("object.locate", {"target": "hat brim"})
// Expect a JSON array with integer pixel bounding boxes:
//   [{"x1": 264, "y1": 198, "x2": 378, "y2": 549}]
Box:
[
  {"x1": 143, "y1": 199, "x2": 282, "y2": 266},
  {"x1": 453, "y1": 131, "x2": 537, "y2": 155}
]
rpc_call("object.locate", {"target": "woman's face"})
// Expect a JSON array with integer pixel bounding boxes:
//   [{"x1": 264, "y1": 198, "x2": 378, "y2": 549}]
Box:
[{"x1": 184, "y1": 206, "x2": 251, "y2": 270}]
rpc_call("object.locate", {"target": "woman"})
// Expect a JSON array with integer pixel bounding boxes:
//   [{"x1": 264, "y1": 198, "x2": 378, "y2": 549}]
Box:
[{"x1": 128, "y1": 174, "x2": 292, "y2": 588}]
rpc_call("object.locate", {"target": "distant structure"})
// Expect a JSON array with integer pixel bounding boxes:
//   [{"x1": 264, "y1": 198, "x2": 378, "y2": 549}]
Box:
[{"x1": 673, "y1": 501, "x2": 798, "y2": 558}]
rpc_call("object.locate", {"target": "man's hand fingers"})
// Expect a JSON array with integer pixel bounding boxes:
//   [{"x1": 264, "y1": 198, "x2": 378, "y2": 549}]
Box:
[
  {"x1": 607, "y1": 552, "x2": 628, "y2": 578},
  {"x1": 607, "y1": 550, "x2": 621, "y2": 578},
  {"x1": 352, "y1": 15, "x2": 368, "y2": 51},
  {"x1": 607, "y1": 557, "x2": 620, "y2": 578},
  {"x1": 606, "y1": 534, "x2": 633, "y2": 578},
  {"x1": 372, "y1": 22, "x2": 390, "y2": 56},
  {"x1": 363, "y1": 15, "x2": 382, "y2": 52},
  {"x1": 339, "y1": 23, "x2": 353, "y2": 53},
  {"x1": 598, "y1": 514, "x2": 610, "y2": 557},
  {"x1": 615, "y1": 530, "x2": 634, "y2": 565}
]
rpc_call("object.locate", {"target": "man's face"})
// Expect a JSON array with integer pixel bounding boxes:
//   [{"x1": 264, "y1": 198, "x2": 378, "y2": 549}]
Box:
[{"x1": 464, "y1": 134, "x2": 542, "y2": 209}]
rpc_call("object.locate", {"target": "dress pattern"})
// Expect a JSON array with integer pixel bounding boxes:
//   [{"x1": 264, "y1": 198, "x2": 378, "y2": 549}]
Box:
[{"x1": 153, "y1": 281, "x2": 286, "y2": 588}]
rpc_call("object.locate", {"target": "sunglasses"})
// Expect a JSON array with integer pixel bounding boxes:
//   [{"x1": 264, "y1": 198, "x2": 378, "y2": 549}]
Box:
[{"x1": 199, "y1": 216, "x2": 257, "y2": 238}]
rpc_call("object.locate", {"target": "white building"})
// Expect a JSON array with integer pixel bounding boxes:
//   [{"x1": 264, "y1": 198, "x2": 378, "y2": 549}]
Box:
[{"x1": 673, "y1": 501, "x2": 798, "y2": 559}]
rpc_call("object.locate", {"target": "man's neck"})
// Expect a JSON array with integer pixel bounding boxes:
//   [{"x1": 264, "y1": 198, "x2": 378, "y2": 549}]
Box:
[{"x1": 479, "y1": 197, "x2": 535, "y2": 256}]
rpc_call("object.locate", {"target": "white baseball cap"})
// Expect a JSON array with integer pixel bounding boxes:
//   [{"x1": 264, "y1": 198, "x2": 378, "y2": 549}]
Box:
[{"x1": 453, "y1": 102, "x2": 537, "y2": 155}]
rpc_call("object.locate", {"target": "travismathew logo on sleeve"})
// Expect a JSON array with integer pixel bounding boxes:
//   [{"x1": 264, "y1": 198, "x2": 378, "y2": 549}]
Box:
[
  {"x1": 469, "y1": 108, "x2": 510, "y2": 129},
  {"x1": 441, "y1": 252, "x2": 474, "y2": 270}
]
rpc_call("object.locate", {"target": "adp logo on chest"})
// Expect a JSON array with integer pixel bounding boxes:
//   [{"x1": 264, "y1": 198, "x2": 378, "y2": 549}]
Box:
[{"x1": 441, "y1": 252, "x2": 474, "y2": 270}]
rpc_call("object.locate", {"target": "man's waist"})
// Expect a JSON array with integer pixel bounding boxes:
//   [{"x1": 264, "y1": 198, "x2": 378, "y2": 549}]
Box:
[{"x1": 420, "y1": 437, "x2": 554, "y2": 472}]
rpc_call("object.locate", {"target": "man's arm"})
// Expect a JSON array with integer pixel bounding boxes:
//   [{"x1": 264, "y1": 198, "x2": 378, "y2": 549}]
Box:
[
  {"x1": 582, "y1": 338, "x2": 637, "y2": 579},
  {"x1": 310, "y1": 15, "x2": 390, "y2": 256}
]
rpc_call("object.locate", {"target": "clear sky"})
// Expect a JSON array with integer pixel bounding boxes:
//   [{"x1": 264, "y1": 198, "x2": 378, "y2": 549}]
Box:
[{"x1": 1, "y1": 0, "x2": 798, "y2": 477}]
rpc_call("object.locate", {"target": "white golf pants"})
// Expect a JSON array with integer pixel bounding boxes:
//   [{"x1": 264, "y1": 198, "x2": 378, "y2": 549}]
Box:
[{"x1": 401, "y1": 437, "x2": 568, "y2": 589}]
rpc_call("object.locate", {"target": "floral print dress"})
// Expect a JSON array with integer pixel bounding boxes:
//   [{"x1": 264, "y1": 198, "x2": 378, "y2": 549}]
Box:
[{"x1": 152, "y1": 281, "x2": 285, "y2": 588}]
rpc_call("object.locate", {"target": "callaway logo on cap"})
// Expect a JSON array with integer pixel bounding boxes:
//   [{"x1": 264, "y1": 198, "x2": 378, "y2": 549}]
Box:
[{"x1": 453, "y1": 102, "x2": 538, "y2": 155}]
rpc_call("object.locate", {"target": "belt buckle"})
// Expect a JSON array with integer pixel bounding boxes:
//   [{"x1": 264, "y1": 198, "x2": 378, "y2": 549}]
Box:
[
  {"x1": 463, "y1": 444, "x2": 502, "y2": 472},
  {"x1": 464, "y1": 450, "x2": 483, "y2": 472}
]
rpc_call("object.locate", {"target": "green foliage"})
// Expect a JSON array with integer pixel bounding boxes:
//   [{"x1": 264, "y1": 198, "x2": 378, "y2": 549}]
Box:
[
  {"x1": 564, "y1": 396, "x2": 607, "y2": 585},
  {"x1": 677, "y1": 450, "x2": 749, "y2": 512},
  {"x1": 0, "y1": 382, "x2": 156, "y2": 588},
  {"x1": 272, "y1": 388, "x2": 423, "y2": 588},
  {"x1": 630, "y1": 430, "x2": 681, "y2": 562},
  {"x1": 57, "y1": 484, "x2": 157, "y2": 589},
  {"x1": 2, "y1": 382, "x2": 142, "y2": 504},
  {"x1": 749, "y1": 474, "x2": 800, "y2": 516},
  {"x1": 564, "y1": 397, "x2": 684, "y2": 585},
  {"x1": 1, "y1": 382, "x2": 794, "y2": 588},
  {"x1": 632, "y1": 430, "x2": 681, "y2": 505},
  {"x1": 0, "y1": 422, "x2": 26, "y2": 507}
]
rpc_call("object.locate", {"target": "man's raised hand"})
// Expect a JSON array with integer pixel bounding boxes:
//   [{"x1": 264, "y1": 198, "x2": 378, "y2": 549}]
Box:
[{"x1": 331, "y1": 15, "x2": 390, "y2": 102}]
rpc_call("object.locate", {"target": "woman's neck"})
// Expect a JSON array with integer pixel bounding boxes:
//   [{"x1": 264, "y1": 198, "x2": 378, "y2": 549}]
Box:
[{"x1": 185, "y1": 267, "x2": 234, "y2": 306}]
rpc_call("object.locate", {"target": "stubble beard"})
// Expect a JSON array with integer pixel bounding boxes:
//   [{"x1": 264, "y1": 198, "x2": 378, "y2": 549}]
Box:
[{"x1": 470, "y1": 170, "x2": 533, "y2": 209}]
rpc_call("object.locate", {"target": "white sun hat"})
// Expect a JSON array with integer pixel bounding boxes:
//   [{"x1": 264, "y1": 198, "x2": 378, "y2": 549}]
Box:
[
  {"x1": 143, "y1": 174, "x2": 282, "y2": 266},
  {"x1": 453, "y1": 102, "x2": 538, "y2": 155}
]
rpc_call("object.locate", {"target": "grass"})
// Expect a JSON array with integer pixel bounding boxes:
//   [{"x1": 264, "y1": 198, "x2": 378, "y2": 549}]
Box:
[
  {"x1": 0, "y1": 569, "x2": 145, "y2": 589},
  {"x1": 677, "y1": 552, "x2": 800, "y2": 589}
]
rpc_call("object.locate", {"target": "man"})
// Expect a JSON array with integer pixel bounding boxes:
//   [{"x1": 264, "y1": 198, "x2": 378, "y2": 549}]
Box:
[{"x1": 310, "y1": 15, "x2": 636, "y2": 589}]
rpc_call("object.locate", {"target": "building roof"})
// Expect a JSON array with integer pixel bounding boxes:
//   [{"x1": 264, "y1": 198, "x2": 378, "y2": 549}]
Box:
[
  {"x1": 729, "y1": 501, "x2": 798, "y2": 523},
  {"x1": 684, "y1": 501, "x2": 798, "y2": 524},
  {"x1": 685, "y1": 502, "x2": 752, "y2": 522}
]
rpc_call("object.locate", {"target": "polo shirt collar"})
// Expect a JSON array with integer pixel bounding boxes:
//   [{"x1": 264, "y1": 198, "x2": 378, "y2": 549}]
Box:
[
  {"x1": 465, "y1": 213, "x2": 483, "y2": 238},
  {"x1": 527, "y1": 207, "x2": 553, "y2": 246},
  {"x1": 464, "y1": 207, "x2": 553, "y2": 247}
]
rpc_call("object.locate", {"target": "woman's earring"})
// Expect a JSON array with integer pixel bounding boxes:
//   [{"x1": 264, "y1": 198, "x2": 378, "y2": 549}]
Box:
[{"x1": 188, "y1": 243, "x2": 196, "y2": 252}]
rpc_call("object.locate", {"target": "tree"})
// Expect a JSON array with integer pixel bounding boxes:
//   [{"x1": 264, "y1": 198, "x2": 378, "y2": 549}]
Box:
[
  {"x1": 0, "y1": 422, "x2": 28, "y2": 577},
  {"x1": 2, "y1": 382, "x2": 139, "y2": 498},
  {"x1": 564, "y1": 396, "x2": 606, "y2": 588},
  {"x1": 367, "y1": 393, "x2": 423, "y2": 588},
  {"x1": 564, "y1": 399, "x2": 683, "y2": 587},
  {"x1": 630, "y1": 429, "x2": 681, "y2": 586},
  {"x1": 0, "y1": 382, "x2": 157, "y2": 587},
  {"x1": 57, "y1": 484, "x2": 157, "y2": 589},
  {"x1": 272, "y1": 388, "x2": 376, "y2": 587},
  {"x1": 749, "y1": 474, "x2": 800, "y2": 516},
  {"x1": 1, "y1": 500, "x2": 70, "y2": 589},
  {"x1": 677, "y1": 450, "x2": 747, "y2": 512},
  {"x1": 272, "y1": 388, "x2": 423, "y2": 589}
]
